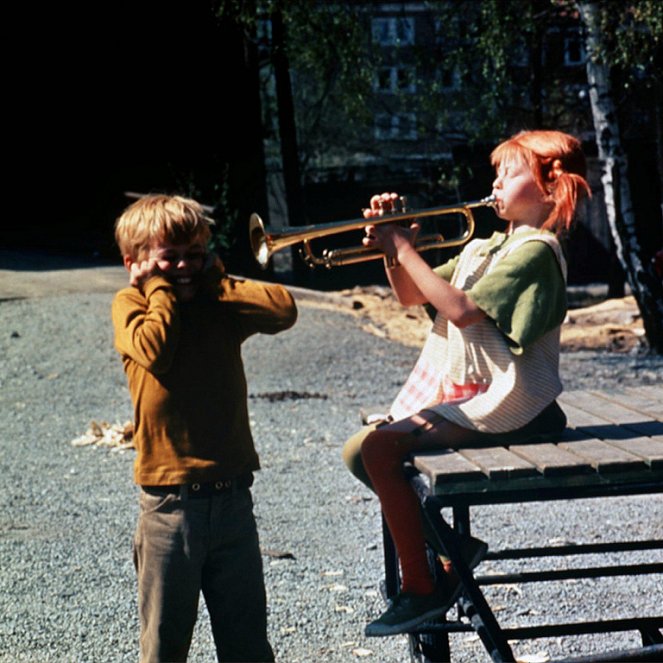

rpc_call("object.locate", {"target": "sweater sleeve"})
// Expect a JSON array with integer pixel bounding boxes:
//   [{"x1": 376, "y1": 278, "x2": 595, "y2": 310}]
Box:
[
  {"x1": 111, "y1": 276, "x2": 181, "y2": 374},
  {"x1": 466, "y1": 240, "x2": 567, "y2": 353},
  {"x1": 216, "y1": 276, "x2": 298, "y2": 340}
]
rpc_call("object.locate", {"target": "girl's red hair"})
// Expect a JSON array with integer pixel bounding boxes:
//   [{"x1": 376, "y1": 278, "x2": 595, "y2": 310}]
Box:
[{"x1": 490, "y1": 130, "x2": 591, "y2": 235}]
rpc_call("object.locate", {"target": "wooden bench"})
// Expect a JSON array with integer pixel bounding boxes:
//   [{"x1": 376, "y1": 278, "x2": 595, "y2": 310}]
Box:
[{"x1": 375, "y1": 386, "x2": 663, "y2": 662}]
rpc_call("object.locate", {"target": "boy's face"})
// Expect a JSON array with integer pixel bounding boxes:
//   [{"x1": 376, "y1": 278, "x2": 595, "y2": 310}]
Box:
[{"x1": 146, "y1": 238, "x2": 208, "y2": 302}]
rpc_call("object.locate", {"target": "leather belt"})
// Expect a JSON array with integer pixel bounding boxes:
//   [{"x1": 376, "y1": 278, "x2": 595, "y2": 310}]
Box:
[{"x1": 142, "y1": 473, "x2": 253, "y2": 499}]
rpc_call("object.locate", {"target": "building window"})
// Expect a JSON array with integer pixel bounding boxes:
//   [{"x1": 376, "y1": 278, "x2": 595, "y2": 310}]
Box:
[
  {"x1": 372, "y1": 17, "x2": 415, "y2": 46},
  {"x1": 564, "y1": 29, "x2": 586, "y2": 66},
  {"x1": 436, "y1": 65, "x2": 459, "y2": 90},
  {"x1": 256, "y1": 18, "x2": 272, "y2": 61},
  {"x1": 375, "y1": 112, "x2": 417, "y2": 140},
  {"x1": 511, "y1": 37, "x2": 529, "y2": 68},
  {"x1": 376, "y1": 66, "x2": 416, "y2": 93}
]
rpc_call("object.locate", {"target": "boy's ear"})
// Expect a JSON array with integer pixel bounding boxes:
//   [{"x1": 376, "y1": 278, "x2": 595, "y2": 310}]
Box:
[{"x1": 123, "y1": 255, "x2": 134, "y2": 272}]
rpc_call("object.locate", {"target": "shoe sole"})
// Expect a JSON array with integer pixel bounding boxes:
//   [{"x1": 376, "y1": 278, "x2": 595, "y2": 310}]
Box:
[{"x1": 365, "y1": 598, "x2": 456, "y2": 637}]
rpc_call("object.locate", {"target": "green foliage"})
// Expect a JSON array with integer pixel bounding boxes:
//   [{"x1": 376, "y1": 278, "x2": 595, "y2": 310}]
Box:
[
  {"x1": 587, "y1": 0, "x2": 662, "y2": 73},
  {"x1": 214, "y1": 1, "x2": 660, "y2": 201},
  {"x1": 216, "y1": 1, "x2": 376, "y2": 171},
  {"x1": 420, "y1": 1, "x2": 595, "y2": 143},
  {"x1": 207, "y1": 168, "x2": 239, "y2": 257},
  {"x1": 275, "y1": 2, "x2": 376, "y2": 166},
  {"x1": 169, "y1": 162, "x2": 238, "y2": 258},
  {"x1": 214, "y1": 0, "x2": 261, "y2": 28}
]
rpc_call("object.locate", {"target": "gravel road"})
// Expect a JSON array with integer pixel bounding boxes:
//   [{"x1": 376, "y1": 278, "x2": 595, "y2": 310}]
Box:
[{"x1": 1, "y1": 275, "x2": 661, "y2": 662}]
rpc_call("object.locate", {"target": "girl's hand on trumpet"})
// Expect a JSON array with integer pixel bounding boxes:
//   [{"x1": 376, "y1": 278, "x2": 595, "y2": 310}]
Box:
[
  {"x1": 361, "y1": 191, "x2": 425, "y2": 307},
  {"x1": 362, "y1": 219, "x2": 421, "y2": 264},
  {"x1": 363, "y1": 192, "x2": 400, "y2": 218},
  {"x1": 362, "y1": 191, "x2": 485, "y2": 326},
  {"x1": 362, "y1": 191, "x2": 420, "y2": 265}
]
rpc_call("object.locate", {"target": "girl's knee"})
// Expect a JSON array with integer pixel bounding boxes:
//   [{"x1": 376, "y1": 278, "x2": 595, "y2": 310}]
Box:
[
  {"x1": 359, "y1": 429, "x2": 383, "y2": 465},
  {"x1": 341, "y1": 427, "x2": 375, "y2": 489},
  {"x1": 360, "y1": 428, "x2": 411, "y2": 468},
  {"x1": 341, "y1": 434, "x2": 360, "y2": 474}
]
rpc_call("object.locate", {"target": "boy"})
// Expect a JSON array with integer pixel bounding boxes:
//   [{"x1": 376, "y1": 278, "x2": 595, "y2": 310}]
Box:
[{"x1": 112, "y1": 194, "x2": 297, "y2": 662}]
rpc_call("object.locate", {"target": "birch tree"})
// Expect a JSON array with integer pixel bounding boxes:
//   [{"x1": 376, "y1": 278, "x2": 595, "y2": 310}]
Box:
[{"x1": 577, "y1": 0, "x2": 663, "y2": 353}]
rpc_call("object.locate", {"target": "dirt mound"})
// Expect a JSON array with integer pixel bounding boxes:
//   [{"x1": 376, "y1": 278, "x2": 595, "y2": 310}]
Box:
[{"x1": 312, "y1": 287, "x2": 645, "y2": 353}]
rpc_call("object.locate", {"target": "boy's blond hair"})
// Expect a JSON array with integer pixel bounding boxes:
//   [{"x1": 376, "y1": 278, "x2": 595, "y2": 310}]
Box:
[{"x1": 114, "y1": 194, "x2": 214, "y2": 260}]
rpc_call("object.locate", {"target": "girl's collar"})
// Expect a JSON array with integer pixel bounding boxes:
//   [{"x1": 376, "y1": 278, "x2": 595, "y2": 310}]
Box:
[
  {"x1": 507, "y1": 222, "x2": 540, "y2": 236},
  {"x1": 512, "y1": 223, "x2": 539, "y2": 235},
  {"x1": 481, "y1": 224, "x2": 551, "y2": 256}
]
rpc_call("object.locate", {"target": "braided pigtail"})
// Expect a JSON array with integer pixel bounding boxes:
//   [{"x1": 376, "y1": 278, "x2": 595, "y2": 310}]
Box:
[{"x1": 542, "y1": 157, "x2": 592, "y2": 235}]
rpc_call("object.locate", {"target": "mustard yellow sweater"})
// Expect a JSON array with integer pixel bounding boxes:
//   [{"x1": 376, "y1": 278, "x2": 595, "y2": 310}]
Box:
[{"x1": 112, "y1": 268, "x2": 297, "y2": 486}]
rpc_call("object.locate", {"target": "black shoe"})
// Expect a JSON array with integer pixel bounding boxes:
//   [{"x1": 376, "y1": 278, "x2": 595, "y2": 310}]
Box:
[{"x1": 365, "y1": 574, "x2": 462, "y2": 637}]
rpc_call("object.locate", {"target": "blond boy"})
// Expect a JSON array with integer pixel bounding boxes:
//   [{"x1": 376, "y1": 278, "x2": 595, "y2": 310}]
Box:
[{"x1": 112, "y1": 194, "x2": 297, "y2": 662}]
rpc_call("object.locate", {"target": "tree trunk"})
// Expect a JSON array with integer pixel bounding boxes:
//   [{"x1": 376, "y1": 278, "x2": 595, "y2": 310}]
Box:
[
  {"x1": 654, "y1": 77, "x2": 663, "y2": 224},
  {"x1": 271, "y1": 9, "x2": 310, "y2": 282},
  {"x1": 214, "y1": 9, "x2": 270, "y2": 279},
  {"x1": 578, "y1": 0, "x2": 663, "y2": 353}
]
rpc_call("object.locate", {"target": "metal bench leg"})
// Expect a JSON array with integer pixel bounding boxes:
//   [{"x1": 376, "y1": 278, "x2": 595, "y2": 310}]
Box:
[
  {"x1": 640, "y1": 626, "x2": 663, "y2": 646},
  {"x1": 409, "y1": 625, "x2": 452, "y2": 663},
  {"x1": 381, "y1": 513, "x2": 452, "y2": 662},
  {"x1": 421, "y1": 495, "x2": 515, "y2": 663},
  {"x1": 382, "y1": 513, "x2": 400, "y2": 600},
  {"x1": 452, "y1": 504, "x2": 471, "y2": 537}
]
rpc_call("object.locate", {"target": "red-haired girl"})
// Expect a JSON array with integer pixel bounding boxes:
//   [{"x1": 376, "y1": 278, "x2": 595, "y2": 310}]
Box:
[{"x1": 342, "y1": 130, "x2": 591, "y2": 636}]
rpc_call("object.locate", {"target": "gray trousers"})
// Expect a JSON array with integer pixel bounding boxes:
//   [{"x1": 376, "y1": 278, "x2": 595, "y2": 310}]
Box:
[{"x1": 133, "y1": 485, "x2": 274, "y2": 662}]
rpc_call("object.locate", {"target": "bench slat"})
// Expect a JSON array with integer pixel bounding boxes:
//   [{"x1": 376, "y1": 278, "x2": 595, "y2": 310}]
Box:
[
  {"x1": 562, "y1": 402, "x2": 649, "y2": 440},
  {"x1": 457, "y1": 447, "x2": 538, "y2": 480},
  {"x1": 558, "y1": 438, "x2": 647, "y2": 473},
  {"x1": 600, "y1": 435, "x2": 663, "y2": 469},
  {"x1": 564, "y1": 403, "x2": 663, "y2": 440},
  {"x1": 508, "y1": 443, "x2": 593, "y2": 477},
  {"x1": 560, "y1": 390, "x2": 643, "y2": 422},
  {"x1": 413, "y1": 450, "x2": 485, "y2": 484},
  {"x1": 619, "y1": 386, "x2": 663, "y2": 419},
  {"x1": 559, "y1": 391, "x2": 663, "y2": 437}
]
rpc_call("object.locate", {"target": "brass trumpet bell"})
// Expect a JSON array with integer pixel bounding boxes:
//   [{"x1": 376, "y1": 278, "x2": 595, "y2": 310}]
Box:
[{"x1": 249, "y1": 195, "x2": 496, "y2": 270}]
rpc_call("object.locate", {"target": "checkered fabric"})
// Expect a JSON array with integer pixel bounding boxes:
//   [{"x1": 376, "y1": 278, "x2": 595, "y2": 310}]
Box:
[{"x1": 390, "y1": 355, "x2": 488, "y2": 420}]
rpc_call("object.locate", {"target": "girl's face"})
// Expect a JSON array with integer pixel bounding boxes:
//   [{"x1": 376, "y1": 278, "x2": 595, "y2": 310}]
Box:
[
  {"x1": 147, "y1": 239, "x2": 207, "y2": 302},
  {"x1": 492, "y1": 156, "x2": 552, "y2": 229}
]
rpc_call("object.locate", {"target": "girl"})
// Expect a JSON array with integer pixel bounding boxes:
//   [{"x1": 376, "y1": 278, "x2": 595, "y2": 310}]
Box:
[{"x1": 342, "y1": 130, "x2": 591, "y2": 637}]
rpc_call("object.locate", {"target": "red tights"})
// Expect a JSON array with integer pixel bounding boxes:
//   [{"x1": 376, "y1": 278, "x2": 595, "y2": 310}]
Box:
[{"x1": 361, "y1": 429, "x2": 435, "y2": 595}]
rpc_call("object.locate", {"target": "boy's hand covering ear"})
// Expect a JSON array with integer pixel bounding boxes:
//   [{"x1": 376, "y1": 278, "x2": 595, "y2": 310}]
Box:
[
  {"x1": 201, "y1": 253, "x2": 227, "y2": 296},
  {"x1": 129, "y1": 258, "x2": 163, "y2": 289}
]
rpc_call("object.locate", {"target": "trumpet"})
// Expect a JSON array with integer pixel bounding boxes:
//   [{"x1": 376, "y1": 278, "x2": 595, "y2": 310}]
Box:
[{"x1": 249, "y1": 195, "x2": 497, "y2": 269}]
